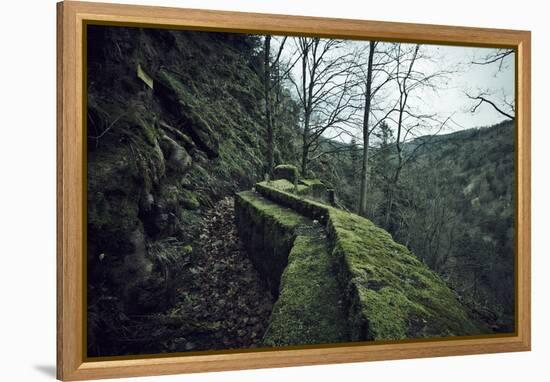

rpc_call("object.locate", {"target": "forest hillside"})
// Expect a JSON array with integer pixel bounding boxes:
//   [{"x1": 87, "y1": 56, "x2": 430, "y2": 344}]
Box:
[
  {"x1": 395, "y1": 120, "x2": 515, "y2": 332},
  {"x1": 321, "y1": 121, "x2": 515, "y2": 331},
  {"x1": 87, "y1": 26, "x2": 302, "y2": 356},
  {"x1": 86, "y1": 26, "x2": 514, "y2": 357}
]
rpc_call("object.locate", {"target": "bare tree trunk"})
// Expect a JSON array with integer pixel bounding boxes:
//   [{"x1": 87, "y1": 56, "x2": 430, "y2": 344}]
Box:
[
  {"x1": 299, "y1": 39, "x2": 313, "y2": 177},
  {"x1": 358, "y1": 41, "x2": 376, "y2": 217},
  {"x1": 385, "y1": 140, "x2": 403, "y2": 231},
  {"x1": 301, "y1": 112, "x2": 310, "y2": 176},
  {"x1": 385, "y1": 44, "x2": 419, "y2": 232},
  {"x1": 289, "y1": 37, "x2": 361, "y2": 176},
  {"x1": 263, "y1": 35, "x2": 274, "y2": 179}
]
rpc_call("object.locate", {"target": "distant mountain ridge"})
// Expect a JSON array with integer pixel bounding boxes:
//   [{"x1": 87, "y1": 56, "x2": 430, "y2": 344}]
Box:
[
  {"x1": 312, "y1": 119, "x2": 515, "y2": 331},
  {"x1": 381, "y1": 119, "x2": 515, "y2": 331}
]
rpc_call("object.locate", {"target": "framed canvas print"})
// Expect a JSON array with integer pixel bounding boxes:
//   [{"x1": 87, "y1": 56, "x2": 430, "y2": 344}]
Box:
[{"x1": 57, "y1": 1, "x2": 531, "y2": 380}]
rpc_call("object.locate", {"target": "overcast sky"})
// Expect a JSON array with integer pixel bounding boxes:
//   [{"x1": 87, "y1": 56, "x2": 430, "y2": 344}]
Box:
[
  {"x1": 273, "y1": 37, "x2": 515, "y2": 142},
  {"x1": 415, "y1": 44, "x2": 515, "y2": 130}
]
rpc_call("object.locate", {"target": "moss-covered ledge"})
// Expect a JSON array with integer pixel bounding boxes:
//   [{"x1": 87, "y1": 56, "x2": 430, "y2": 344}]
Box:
[
  {"x1": 253, "y1": 181, "x2": 488, "y2": 341},
  {"x1": 235, "y1": 191, "x2": 305, "y2": 297},
  {"x1": 327, "y1": 209, "x2": 488, "y2": 340},
  {"x1": 255, "y1": 181, "x2": 329, "y2": 224},
  {"x1": 234, "y1": 191, "x2": 349, "y2": 346},
  {"x1": 263, "y1": 230, "x2": 349, "y2": 346}
]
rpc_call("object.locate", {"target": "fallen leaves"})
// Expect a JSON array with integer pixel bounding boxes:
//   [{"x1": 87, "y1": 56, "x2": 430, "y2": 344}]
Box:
[
  {"x1": 89, "y1": 196, "x2": 275, "y2": 356},
  {"x1": 162, "y1": 196, "x2": 274, "y2": 351}
]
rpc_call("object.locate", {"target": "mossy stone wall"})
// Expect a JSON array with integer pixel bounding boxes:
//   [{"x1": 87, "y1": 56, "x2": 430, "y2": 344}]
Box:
[
  {"x1": 235, "y1": 191, "x2": 305, "y2": 297},
  {"x1": 251, "y1": 182, "x2": 488, "y2": 341},
  {"x1": 273, "y1": 164, "x2": 299, "y2": 183},
  {"x1": 255, "y1": 182, "x2": 329, "y2": 224},
  {"x1": 235, "y1": 191, "x2": 349, "y2": 346},
  {"x1": 263, "y1": 234, "x2": 349, "y2": 346}
]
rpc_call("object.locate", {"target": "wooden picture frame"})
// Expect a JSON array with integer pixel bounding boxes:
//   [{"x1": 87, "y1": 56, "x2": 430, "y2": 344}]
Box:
[{"x1": 57, "y1": 1, "x2": 531, "y2": 380}]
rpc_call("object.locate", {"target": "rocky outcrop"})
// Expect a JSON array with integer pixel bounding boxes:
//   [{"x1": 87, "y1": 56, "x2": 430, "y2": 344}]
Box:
[
  {"x1": 155, "y1": 69, "x2": 220, "y2": 158},
  {"x1": 86, "y1": 26, "x2": 301, "y2": 356}
]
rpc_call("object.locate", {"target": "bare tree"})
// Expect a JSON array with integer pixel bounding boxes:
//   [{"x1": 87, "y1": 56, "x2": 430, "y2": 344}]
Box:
[
  {"x1": 471, "y1": 48, "x2": 514, "y2": 71},
  {"x1": 263, "y1": 35, "x2": 274, "y2": 179},
  {"x1": 466, "y1": 48, "x2": 515, "y2": 120},
  {"x1": 381, "y1": 43, "x2": 453, "y2": 231},
  {"x1": 357, "y1": 41, "x2": 376, "y2": 217},
  {"x1": 466, "y1": 91, "x2": 515, "y2": 120},
  {"x1": 356, "y1": 41, "x2": 398, "y2": 217},
  {"x1": 289, "y1": 37, "x2": 361, "y2": 176},
  {"x1": 263, "y1": 35, "x2": 291, "y2": 179}
]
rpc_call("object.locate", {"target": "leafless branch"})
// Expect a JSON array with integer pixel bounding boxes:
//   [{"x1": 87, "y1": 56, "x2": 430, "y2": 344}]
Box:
[{"x1": 466, "y1": 92, "x2": 515, "y2": 120}]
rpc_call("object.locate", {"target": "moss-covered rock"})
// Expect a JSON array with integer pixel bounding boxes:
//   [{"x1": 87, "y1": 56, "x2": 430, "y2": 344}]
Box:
[
  {"x1": 328, "y1": 209, "x2": 488, "y2": 340},
  {"x1": 149, "y1": 184, "x2": 201, "y2": 237},
  {"x1": 255, "y1": 181, "x2": 329, "y2": 224},
  {"x1": 180, "y1": 189, "x2": 200, "y2": 210},
  {"x1": 273, "y1": 164, "x2": 299, "y2": 183},
  {"x1": 159, "y1": 134, "x2": 192, "y2": 172},
  {"x1": 155, "y1": 69, "x2": 220, "y2": 158},
  {"x1": 86, "y1": 26, "x2": 303, "y2": 355},
  {"x1": 298, "y1": 179, "x2": 327, "y2": 199},
  {"x1": 267, "y1": 178, "x2": 329, "y2": 202},
  {"x1": 265, "y1": 178, "x2": 296, "y2": 192},
  {"x1": 87, "y1": 145, "x2": 144, "y2": 259}
]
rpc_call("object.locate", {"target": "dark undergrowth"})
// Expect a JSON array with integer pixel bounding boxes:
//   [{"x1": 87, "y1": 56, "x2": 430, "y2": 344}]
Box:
[{"x1": 88, "y1": 197, "x2": 273, "y2": 357}]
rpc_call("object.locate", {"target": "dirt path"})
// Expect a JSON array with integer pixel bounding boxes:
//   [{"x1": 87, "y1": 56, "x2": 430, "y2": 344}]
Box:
[
  {"x1": 163, "y1": 196, "x2": 274, "y2": 352},
  {"x1": 99, "y1": 197, "x2": 274, "y2": 356}
]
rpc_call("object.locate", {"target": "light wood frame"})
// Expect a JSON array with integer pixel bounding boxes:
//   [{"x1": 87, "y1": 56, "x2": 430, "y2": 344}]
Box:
[{"x1": 57, "y1": 1, "x2": 531, "y2": 380}]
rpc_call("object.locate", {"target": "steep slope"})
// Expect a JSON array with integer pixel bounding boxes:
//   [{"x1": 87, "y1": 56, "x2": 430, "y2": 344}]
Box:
[
  {"x1": 85, "y1": 24, "x2": 513, "y2": 356},
  {"x1": 307, "y1": 121, "x2": 515, "y2": 332},
  {"x1": 395, "y1": 121, "x2": 515, "y2": 331},
  {"x1": 330, "y1": 121, "x2": 515, "y2": 331},
  {"x1": 86, "y1": 26, "x2": 300, "y2": 356}
]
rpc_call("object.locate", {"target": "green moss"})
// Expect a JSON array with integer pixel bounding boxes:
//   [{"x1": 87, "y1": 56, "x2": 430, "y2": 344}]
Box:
[
  {"x1": 328, "y1": 208, "x2": 487, "y2": 340},
  {"x1": 180, "y1": 189, "x2": 200, "y2": 210},
  {"x1": 87, "y1": 144, "x2": 143, "y2": 256},
  {"x1": 251, "y1": 180, "x2": 486, "y2": 340},
  {"x1": 157, "y1": 184, "x2": 200, "y2": 212},
  {"x1": 147, "y1": 237, "x2": 192, "y2": 267},
  {"x1": 237, "y1": 191, "x2": 307, "y2": 229},
  {"x1": 298, "y1": 179, "x2": 327, "y2": 199},
  {"x1": 185, "y1": 109, "x2": 219, "y2": 156},
  {"x1": 134, "y1": 114, "x2": 158, "y2": 146},
  {"x1": 263, "y1": 234, "x2": 349, "y2": 346},
  {"x1": 235, "y1": 191, "x2": 307, "y2": 296},
  {"x1": 156, "y1": 69, "x2": 219, "y2": 158},
  {"x1": 235, "y1": 190, "x2": 348, "y2": 346},
  {"x1": 266, "y1": 178, "x2": 294, "y2": 191},
  {"x1": 264, "y1": 178, "x2": 329, "y2": 203},
  {"x1": 255, "y1": 181, "x2": 330, "y2": 223},
  {"x1": 273, "y1": 164, "x2": 299, "y2": 183},
  {"x1": 300, "y1": 179, "x2": 324, "y2": 187},
  {"x1": 88, "y1": 190, "x2": 140, "y2": 241}
]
